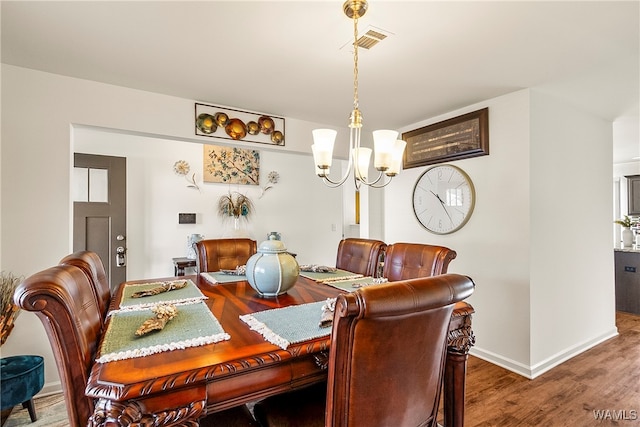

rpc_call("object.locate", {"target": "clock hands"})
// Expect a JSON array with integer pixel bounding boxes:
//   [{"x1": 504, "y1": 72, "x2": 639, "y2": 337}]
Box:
[
  {"x1": 430, "y1": 190, "x2": 446, "y2": 205},
  {"x1": 430, "y1": 190, "x2": 454, "y2": 225}
]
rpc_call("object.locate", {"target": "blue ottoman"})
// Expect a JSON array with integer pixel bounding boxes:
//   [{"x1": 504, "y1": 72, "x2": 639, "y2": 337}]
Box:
[{"x1": 1, "y1": 355, "x2": 45, "y2": 422}]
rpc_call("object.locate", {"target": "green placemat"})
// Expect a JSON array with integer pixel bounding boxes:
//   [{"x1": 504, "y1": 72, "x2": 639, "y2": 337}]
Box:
[
  {"x1": 96, "y1": 301, "x2": 229, "y2": 363},
  {"x1": 201, "y1": 271, "x2": 247, "y2": 284},
  {"x1": 118, "y1": 279, "x2": 205, "y2": 310},
  {"x1": 299, "y1": 268, "x2": 363, "y2": 283},
  {"x1": 240, "y1": 301, "x2": 332, "y2": 350}
]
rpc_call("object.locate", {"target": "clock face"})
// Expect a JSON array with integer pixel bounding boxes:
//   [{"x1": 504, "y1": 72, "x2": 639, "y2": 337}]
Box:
[{"x1": 412, "y1": 164, "x2": 476, "y2": 234}]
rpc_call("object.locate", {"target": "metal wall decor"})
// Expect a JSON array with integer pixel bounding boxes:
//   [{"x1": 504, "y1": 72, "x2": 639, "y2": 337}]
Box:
[
  {"x1": 402, "y1": 108, "x2": 489, "y2": 169},
  {"x1": 195, "y1": 102, "x2": 285, "y2": 146}
]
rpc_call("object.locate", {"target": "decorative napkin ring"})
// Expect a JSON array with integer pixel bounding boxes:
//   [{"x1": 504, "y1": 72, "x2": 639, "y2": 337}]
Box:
[
  {"x1": 319, "y1": 298, "x2": 337, "y2": 328},
  {"x1": 131, "y1": 281, "x2": 187, "y2": 298},
  {"x1": 135, "y1": 303, "x2": 178, "y2": 336},
  {"x1": 221, "y1": 265, "x2": 246, "y2": 275},
  {"x1": 300, "y1": 265, "x2": 337, "y2": 273},
  {"x1": 351, "y1": 277, "x2": 389, "y2": 288}
]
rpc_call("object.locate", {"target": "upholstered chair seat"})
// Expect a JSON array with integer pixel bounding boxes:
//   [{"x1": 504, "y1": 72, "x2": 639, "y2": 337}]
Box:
[
  {"x1": 0, "y1": 355, "x2": 45, "y2": 422},
  {"x1": 59, "y1": 250, "x2": 111, "y2": 319},
  {"x1": 383, "y1": 242, "x2": 456, "y2": 281},
  {"x1": 335, "y1": 238, "x2": 386, "y2": 277},
  {"x1": 195, "y1": 238, "x2": 257, "y2": 273}
]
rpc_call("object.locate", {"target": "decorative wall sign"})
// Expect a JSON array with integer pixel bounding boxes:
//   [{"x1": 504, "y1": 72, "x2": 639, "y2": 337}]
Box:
[
  {"x1": 203, "y1": 145, "x2": 260, "y2": 185},
  {"x1": 402, "y1": 108, "x2": 489, "y2": 169},
  {"x1": 195, "y1": 102, "x2": 285, "y2": 146}
]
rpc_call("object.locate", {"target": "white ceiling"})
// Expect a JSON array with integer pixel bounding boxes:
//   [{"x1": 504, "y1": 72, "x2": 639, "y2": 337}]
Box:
[{"x1": 2, "y1": 1, "x2": 638, "y2": 163}]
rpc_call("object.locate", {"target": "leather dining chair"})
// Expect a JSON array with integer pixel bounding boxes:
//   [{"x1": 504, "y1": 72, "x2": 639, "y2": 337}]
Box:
[
  {"x1": 195, "y1": 238, "x2": 257, "y2": 273},
  {"x1": 382, "y1": 242, "x2": 457, "y2": 282},
  {"x1": 15, "y1": 262, "x2": 258, "y2": 427},
  {"x1": 14, "y1": 264, "x2": 106, "y2": 427},
  {"x1": 335, "y1": 237, "x2": 386, "y2": 277},
  {"x1": 252, "y1": 273, "x2": 475, "y2": 427},
  {"x1": 59, "y1": 250, "x2": 111, "y2": 320}
]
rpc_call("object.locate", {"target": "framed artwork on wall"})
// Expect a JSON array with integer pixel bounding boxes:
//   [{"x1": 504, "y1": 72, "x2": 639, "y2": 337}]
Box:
[
  {"x1": 195, "y1": 102, "x2": 285, "y2": 146},
  {"x1": 203, "y1": 145, "x2": 260, "y2": 185},
  {"x1": 402, "y1": 108, "x2": 489, "y2": 169}
]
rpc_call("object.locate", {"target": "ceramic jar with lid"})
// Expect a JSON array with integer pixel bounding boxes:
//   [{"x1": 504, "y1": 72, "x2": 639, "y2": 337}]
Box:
[
  {"x1": 186, "y1": 234, "x2": 204, "y2": 259},
  {"x1": 246, "y1": 235, "x2": 299, "y2": 297}
]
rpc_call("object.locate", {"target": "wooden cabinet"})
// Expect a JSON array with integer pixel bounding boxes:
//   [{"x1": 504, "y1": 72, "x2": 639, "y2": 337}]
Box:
[
  {"x1": 625, "y1": 175, "x2": 640, "y2": 215},
  {"x1": 614, "y1": 250, "x2": 640, "y2": 315}
]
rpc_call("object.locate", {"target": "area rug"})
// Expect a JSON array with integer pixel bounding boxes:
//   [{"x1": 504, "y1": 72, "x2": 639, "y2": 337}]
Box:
[{"x1": 3, "y1": 393, "x2": 68, "y2": 427}]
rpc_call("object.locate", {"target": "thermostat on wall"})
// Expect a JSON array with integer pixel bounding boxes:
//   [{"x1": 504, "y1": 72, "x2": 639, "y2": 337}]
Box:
[{"x1": 179, "y1": 213, "x2": 196, "y2": 224}]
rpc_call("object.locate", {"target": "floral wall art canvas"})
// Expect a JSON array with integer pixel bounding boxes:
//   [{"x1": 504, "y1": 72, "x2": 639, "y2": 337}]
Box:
[{"x1": 203, "y1": 144, "x2": 260, "y2": 185}]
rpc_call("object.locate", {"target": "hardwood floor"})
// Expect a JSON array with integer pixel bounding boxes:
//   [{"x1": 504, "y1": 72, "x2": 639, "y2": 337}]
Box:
[
  {"x1": 459, "y1": 311, "x2": 640, "y2": 426},
  {"x1": 11, "y1": 313, "x2": 639, "y2": 426}
]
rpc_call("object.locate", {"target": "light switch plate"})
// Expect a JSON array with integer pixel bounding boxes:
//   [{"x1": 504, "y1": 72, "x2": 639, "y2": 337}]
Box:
[{"x1": 179, "y1": 213, "x2": 196, "y2": 224}]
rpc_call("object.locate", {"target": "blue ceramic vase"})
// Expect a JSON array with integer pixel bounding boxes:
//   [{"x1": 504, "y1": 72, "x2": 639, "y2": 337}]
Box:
[{"x1": 246, "y1": 236, "x2": 299, "y2": 297}]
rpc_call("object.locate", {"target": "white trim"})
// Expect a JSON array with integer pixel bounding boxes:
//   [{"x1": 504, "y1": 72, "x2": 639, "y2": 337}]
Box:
[{"x1": 470, "y1": 327, "x2": 619, "y2": 379}]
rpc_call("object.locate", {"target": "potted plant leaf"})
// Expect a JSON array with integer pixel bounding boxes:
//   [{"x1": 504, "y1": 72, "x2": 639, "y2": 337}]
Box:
[
  {"x1": 217, "y1": 191, "x2": 254, "y2": 237},
  {"x1": 614, "y1": 215, "x2": 635, "y2": 247},
  {"x1": 0, "y1": 271, "x2": 22, "y2": 346}
]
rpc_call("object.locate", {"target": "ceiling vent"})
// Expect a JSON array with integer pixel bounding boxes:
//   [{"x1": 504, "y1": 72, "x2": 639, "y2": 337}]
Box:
[{"x1": 340, "y1": 25, "x2": 393, "y2": 51}]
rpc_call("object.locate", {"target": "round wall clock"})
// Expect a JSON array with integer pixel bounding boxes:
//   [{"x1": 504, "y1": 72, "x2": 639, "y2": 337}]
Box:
[{"x1": 412, "y1": 164, "x2": 476, "y2": 234}]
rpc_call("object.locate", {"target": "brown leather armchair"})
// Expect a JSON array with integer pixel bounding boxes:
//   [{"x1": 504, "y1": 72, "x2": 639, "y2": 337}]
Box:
[
  {"x1": 194, "y1": 238, "x2": 257, "y2": 273},
  {"x1": 252, "y1": 274, "x2": 475, "y2": 427},
  {"x1": 382, "y1": 242, "x2": 457, "y2": 281},
  {"x1": 335, "y1": 238, "x2": 386, "y2": 277},
  {"x1": 15, "y1": 262, "x2": 257, "y2": 427},
  {"x1": 59, "y1": 250, "x2": 110, "y2": 319},
  {"x1": 14, "y1": 264, "x2": 104, "y2": 427}
]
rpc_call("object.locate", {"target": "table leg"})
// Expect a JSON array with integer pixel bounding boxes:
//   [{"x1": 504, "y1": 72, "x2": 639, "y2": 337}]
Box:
[
  {"x1": 444, "y1": 350, "x2": 469, "y2": 427},
  {"x1": 443, "y1": 312, "x2": 475, "y2": 427}
]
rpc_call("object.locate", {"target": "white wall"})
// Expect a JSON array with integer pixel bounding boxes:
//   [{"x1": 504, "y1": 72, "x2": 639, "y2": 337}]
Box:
[
  {"x1": 0, "y1": 65, "x2": 342, "y2": 392},
  {"x1": 384, "y1": 89, "x2": 618, "y2": 378},
  {"x1": 528, "y1": 90, "x2": 615, "y2": 374},
  {"x1": 386, "y1": 90, "x2": 534, "y2": 370},
  {"x1": 74, "y1": 128, "x2": 342, "y2": 280},
  {"x1": 0, "y1": 64, "x2": 620, "y2": 393}
]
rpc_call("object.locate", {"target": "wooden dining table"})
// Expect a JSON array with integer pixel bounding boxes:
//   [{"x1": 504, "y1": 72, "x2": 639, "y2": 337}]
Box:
[{"x1": 85, "y1": 273, "x2": 475, "y2": 427}]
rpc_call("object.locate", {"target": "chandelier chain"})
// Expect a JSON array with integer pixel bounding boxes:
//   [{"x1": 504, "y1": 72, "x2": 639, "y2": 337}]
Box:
[{"x1": 353, "y1": 14, "x2": 359, "y2": 112}]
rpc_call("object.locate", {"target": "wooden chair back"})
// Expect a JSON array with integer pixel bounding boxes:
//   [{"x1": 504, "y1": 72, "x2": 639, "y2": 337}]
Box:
[
  {"x1": 382, "y1": 242, "x2": 456, "y2": 281},
  {"x1": 59, "y1": 250, "x2": 110, "y2": 319},
  {"x1": 14, "y1": 264, "x2": 103, "y2": 427},
  {"x1": 335, "y1": 238, "x2": 386, "y2": 277},
  {"x1": 194, "y1": 238, "x2": 257, "y2": 273},
  {"x1": 326, "y1": 274, "x2": 475, "y2": 426}
]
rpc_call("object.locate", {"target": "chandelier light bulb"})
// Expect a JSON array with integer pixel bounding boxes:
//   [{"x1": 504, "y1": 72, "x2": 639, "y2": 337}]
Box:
[
  {"x1": 386, "y1": 140, "x2": 407, "y2": 176},
  {"x1": 353, "y1": 147, "x2": 372, "y2": 180},
  {"x1": 372, "y1": 130, "x2": 398, "y2": 170}
]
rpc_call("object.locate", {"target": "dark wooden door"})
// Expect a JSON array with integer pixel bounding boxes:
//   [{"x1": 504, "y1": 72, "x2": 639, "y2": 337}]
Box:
[{"x1": 73, "y1": 153, "x2": 126, "y2": 291}]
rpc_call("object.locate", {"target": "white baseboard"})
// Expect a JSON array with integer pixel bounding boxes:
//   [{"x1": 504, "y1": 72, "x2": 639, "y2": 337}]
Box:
[{"x1": 470, "y1": 327, "x2": 619, "y2": 379}]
